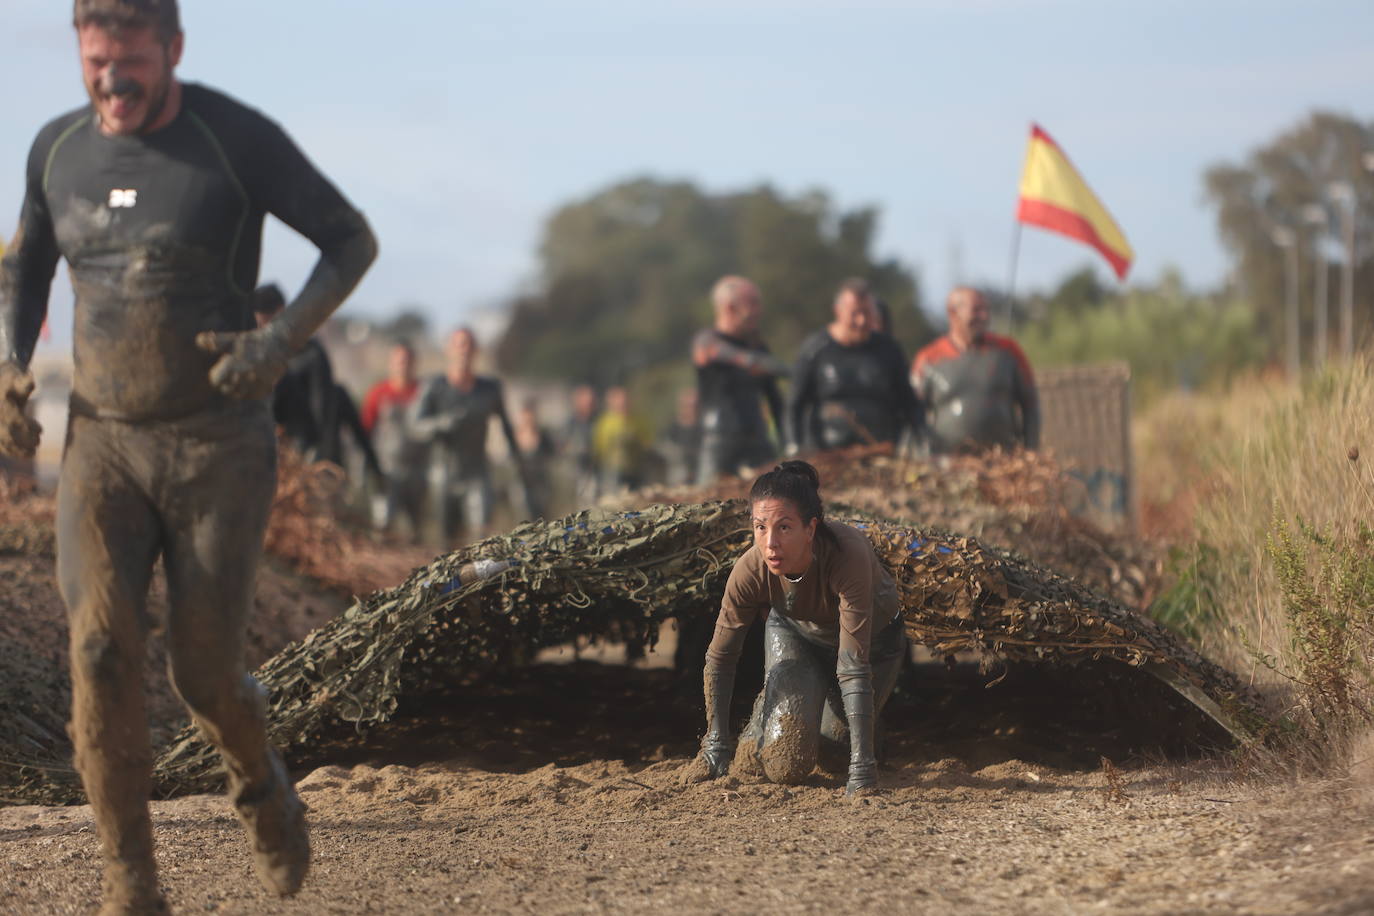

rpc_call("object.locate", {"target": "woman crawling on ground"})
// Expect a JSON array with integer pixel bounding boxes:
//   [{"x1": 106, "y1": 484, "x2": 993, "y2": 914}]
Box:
[{"x1": 685, "y1": 460, "x2": 907, "y2": 794}]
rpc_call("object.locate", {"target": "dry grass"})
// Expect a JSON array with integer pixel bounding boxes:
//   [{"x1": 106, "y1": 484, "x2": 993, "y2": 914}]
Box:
[
  {"x1": 266, "y1": 440, "x2": 433, "y2": 597},
  {"x1": 1135, "y1": 359, "x2": 1374, "y2": 758}
]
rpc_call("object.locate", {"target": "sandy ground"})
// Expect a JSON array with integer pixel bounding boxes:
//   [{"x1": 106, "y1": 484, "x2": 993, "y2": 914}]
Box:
[
  {"x1": 3, "y1": 472, "x2": 1369, "y2": 915},
  {"x1": 5, "y1": 661, "x2": 1374, "y2": 916},
  {"x1": 0, "y1": 550, "x2": 348, "y2": 761}
]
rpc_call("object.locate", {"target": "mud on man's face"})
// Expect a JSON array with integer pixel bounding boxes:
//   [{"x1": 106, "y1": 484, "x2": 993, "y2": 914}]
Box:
[{"x1": 78, "y1": 23, "x2": 182, "y2": 136}]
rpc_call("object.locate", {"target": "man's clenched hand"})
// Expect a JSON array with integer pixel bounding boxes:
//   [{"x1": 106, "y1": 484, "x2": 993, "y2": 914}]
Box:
[
  {"x1": 0, "y1": 362, "x2": 42, "y2": 458},
  {"x1": 196, "y1": 325, "x2": 293, "y2": 400}
]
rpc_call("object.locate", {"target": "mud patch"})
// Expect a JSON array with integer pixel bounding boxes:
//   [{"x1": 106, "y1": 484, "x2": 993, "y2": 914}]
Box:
[
  {"x1": 759, "y1": 713, "x2": 816, "y2": 785},
  {"x1": 730, "y1": 736, "x2": 763, "y2": 778}
]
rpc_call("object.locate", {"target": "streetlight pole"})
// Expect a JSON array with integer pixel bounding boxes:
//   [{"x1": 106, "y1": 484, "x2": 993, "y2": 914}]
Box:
[
  {"x1": 1302, "y1": 204, "x2": 1329, "y2": 368},
  {"x1": 1328, "y1": 181, "x2": 1356, "y2": 360},
  {"x1": 1272, "y1": 225, "x2": 1300, "y2": 379}
]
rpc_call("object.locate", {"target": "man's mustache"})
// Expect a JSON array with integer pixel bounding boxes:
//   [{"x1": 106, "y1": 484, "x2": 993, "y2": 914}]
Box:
[{"x1": 98, "y1": 73, "x2": 142, "y2": 99}]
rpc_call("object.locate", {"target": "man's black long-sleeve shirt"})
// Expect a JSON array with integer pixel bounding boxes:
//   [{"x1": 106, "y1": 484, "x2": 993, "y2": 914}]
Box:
[
  {"x1": 692, "y1": 328, "x2": 783, "y2": 444},
  {"x1": 0, "y1": 83, "x2": 372, "y2": 421},
  {"x1": 788, "y1": 329, "x2": 922, "y2": 450},
  {"x1": 272, "y1": 338, "x2": 335, "y2": 458}
]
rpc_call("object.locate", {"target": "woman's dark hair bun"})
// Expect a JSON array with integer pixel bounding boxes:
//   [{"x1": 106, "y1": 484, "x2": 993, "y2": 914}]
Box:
[{"x1": 776, "y1": 459, "x2": 820, "y2": 491}]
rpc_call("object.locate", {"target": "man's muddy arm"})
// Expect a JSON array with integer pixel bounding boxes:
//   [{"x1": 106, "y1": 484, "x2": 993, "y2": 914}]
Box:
[
  {"x1": 0, "y1": 137, "x2": 61, "y2": 369},
  {"x1": 254, "y1": 117, "x2": 379, "y2": 354},
  {"x1": 693, "y1": 332, "x2": 787, "y2": 378},
  {"x1": 197, "y1": 223, "x2": 376, "y2": 400},
  {"x1": 270, "y1": 225, "x2": 377, "y2": 354},
  {"x1": 198, "y1": 118, "x2": 378, "y2": 399},
  {"x1": 0, "y1": 248, "x2": 57, "y2": 371},
  {"x1": 0, "y1": 142, "x2": 60, "y2": 457}
]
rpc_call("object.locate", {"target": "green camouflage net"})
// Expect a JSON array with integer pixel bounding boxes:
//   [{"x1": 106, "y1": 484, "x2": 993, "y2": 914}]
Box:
[{"x1": 148, "y1": 499, "x2": 1266, "y2": 798}]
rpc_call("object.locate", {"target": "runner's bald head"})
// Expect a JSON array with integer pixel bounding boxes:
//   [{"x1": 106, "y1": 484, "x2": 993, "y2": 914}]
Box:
[
  {"x1": 711, "y1": 275, "x2": 761, "y2": 335},
  {"x1": 946, "y1": 286, "x2": 991, "y2": 344},
  {"x1": 74, "y1": 0, "x2": 181, "y2": 43},
  {"x1": 946, "y1": 286, "x2": 985, "y2": 313}
]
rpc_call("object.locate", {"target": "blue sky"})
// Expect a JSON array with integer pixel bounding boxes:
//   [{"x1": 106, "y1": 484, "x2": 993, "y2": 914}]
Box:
[{"x1": 5, "y1": 0, "x2": 1373, "y2": 349}]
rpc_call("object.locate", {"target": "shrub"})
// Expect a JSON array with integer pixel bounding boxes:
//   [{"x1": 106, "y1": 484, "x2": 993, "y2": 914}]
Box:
[{"x1": 1264, "y1": 514, "x2": 1374, "y2": 740}]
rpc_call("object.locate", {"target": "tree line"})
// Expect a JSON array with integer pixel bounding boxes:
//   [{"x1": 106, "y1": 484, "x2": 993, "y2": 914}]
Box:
[{"x1": 365, "y1": 110, "x2": 1373, "y2": 419}]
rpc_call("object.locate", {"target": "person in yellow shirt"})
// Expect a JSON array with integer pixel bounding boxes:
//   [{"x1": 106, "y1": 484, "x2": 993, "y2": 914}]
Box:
[{"x1": 592, "y1": 385, "x2": 653, "y2": 492}]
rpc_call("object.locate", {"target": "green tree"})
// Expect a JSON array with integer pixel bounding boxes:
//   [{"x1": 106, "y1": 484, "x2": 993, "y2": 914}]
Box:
[
  {"x1": 1203, "y1": 111, "x2": 1374, "y2": 355},
  {"x1": 1046, "y1": 266, "x2": 1108, "y2": 317},
  {"x1": 496, "y1": 177, "x2": 929, "y2": 413},
  {"x1": 1019, "y1": 270, "x2": 1266, "y2": 406},
  {"x1": 378, "y1": 307, "x2": 431, "y2": 342}
]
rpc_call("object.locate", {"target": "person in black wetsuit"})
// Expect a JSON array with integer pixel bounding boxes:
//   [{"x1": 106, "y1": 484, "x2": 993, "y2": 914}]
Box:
[
  {"x1": 412, "y1": 327, "x2": 526, "y2": 545},
  {"x1": 0, "y1": 2, "x2": 377, "y2": 911},
  {"x1": 254, "y1": 283, "x2": 383, "y2": 482},
  {"x1": 788, "y1": 278, "x2": 924, "y2": 452},
  {"x1": 253, "y1": 282, "x2": 333, "y2": 456},
  {"x1": 692, "y1": 275, "x2": 786, "y2": 484},
  {"x1": 661, "y1": 387, "x2": 702, "y2": 487}
]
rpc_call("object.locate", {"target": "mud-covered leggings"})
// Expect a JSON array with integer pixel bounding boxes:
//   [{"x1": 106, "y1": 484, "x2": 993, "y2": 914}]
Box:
[
  {"x1": 738, "y1": 610, "x2": 907, "y2": 784},
  {"x1": 57, "y1": 403, "x2": 279, "y2": 889}
]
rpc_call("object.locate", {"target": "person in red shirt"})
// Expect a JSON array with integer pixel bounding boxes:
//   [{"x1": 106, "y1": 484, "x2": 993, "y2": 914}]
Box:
[
  {"x1": 911, "y1": 287, "x2": 1040, "y2": 455},
  {"x1": 361, "y1": 340, "x2": 425, "y2": 535}
]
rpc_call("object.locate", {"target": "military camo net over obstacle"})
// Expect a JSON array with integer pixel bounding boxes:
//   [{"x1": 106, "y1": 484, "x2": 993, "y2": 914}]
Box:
[{"x1": 149, "y1": 500, "x2": 1267, "y2": 797}]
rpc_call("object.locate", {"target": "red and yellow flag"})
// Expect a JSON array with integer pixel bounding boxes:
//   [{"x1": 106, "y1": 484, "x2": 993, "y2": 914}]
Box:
[{"x1": 1016, "y1": 124, "x2": 1133, "y2": 280}]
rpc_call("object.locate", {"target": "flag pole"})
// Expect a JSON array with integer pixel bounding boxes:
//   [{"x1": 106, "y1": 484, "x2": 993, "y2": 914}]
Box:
[{"x1": 1005, "y1": 218, "x2": 1022, "y2": 332}]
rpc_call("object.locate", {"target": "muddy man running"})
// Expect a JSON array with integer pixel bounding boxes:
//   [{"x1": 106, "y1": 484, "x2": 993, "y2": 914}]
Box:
[{"x1": 0, "y1": 1, "x2": 377, "y2": 911}]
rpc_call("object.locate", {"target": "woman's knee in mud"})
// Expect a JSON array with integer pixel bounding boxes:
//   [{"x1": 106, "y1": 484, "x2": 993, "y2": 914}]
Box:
[
  {"x1": 760, "y1": 739, "x2": 816, "y2": 785},
  {"x1": 759, "y1": 713, "x2": 818, "y2": 785}
]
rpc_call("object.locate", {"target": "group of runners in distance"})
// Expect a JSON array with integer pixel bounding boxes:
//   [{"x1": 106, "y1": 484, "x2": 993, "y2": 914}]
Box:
[
  {"x1": 0, "y1": 2, "x2": 1043, "y2": 912},
  {"x1": 306, "y1": 273, "x2": 1042, "y2": 549}
]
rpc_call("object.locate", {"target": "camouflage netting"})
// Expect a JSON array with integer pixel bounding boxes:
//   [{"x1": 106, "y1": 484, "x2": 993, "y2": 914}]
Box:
[
  {"x1": 147, "y1": 499, "x2": 1266, "y2": 798},
  {"x1": 612, "y1": 445, "x2": 1166, "y2": 610}
]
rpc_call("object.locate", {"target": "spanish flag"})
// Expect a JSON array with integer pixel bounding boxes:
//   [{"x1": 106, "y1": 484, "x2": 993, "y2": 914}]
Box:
[{"x1": 1016, "y1": 124, "x2": 1133, "y2": 280}]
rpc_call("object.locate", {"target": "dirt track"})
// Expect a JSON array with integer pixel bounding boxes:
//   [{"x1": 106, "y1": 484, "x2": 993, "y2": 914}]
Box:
[
  {"x1": 5, "y1": 662, "x2": 1374, "y2": 915},
  {"x1": 4, "y1": 462, "x2": 1372, "y2": 915}
]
